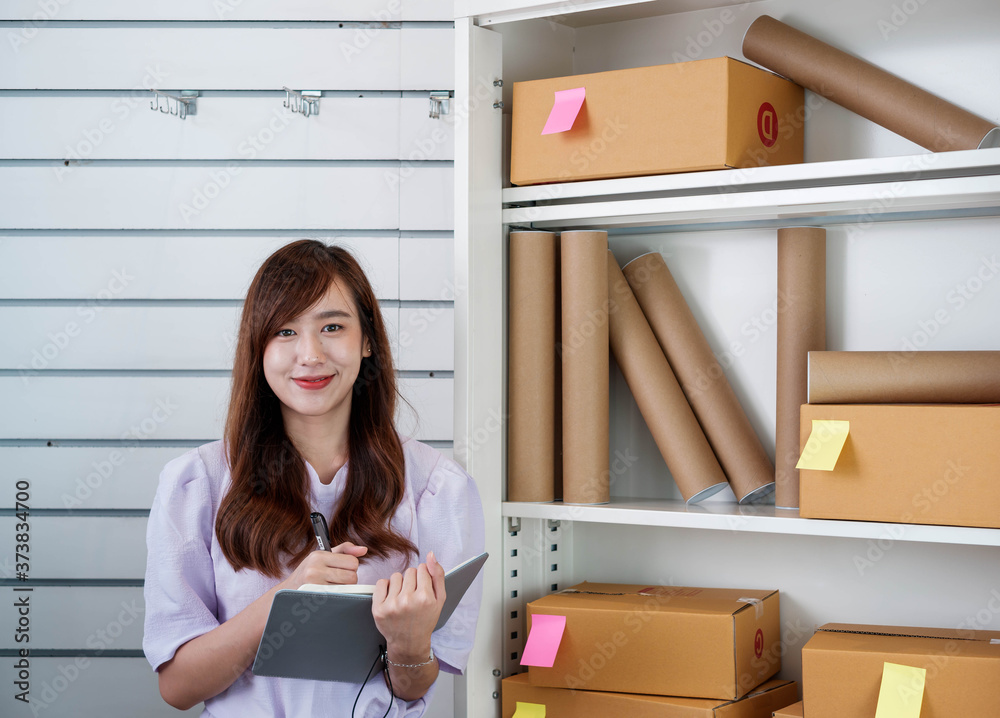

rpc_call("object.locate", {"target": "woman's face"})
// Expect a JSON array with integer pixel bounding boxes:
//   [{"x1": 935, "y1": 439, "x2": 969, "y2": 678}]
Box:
[{"x1": 262, "y1": 277, "x2": 371, "y2": 427}]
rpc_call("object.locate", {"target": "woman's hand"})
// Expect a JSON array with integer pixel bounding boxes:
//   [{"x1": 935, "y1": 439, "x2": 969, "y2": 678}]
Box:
[
  {"x1": 278, "y1": 542, "x2": 369, "y2": 591},
  {"x1": 371, "y1": 551, "x2": 447, "y2": 661}
]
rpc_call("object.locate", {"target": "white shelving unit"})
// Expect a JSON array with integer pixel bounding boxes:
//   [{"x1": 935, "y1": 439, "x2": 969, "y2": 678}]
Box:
[{"x1": 453, "y1": 1, "x2": 1000, "y2": 715}]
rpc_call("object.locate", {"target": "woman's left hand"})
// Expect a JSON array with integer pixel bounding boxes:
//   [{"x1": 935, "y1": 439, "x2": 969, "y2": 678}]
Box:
[{"x1": 372, "y1": 551, "x2": 447, "y2": 661}]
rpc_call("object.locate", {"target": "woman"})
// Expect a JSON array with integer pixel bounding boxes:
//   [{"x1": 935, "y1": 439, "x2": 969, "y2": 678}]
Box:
[{"x1": 143, "y1": 240, "x2": 484, "y2": 716}]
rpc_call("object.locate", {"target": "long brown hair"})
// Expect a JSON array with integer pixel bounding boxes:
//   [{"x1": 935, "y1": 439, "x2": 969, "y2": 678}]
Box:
[{"x1": 216, "y1": 239, "x2": 417, "y2": 577}]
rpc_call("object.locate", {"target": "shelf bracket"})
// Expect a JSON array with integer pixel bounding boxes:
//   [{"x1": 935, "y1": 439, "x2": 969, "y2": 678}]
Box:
[{"x1": 506, "y1": 516, "x2": 521, "y2": 535}]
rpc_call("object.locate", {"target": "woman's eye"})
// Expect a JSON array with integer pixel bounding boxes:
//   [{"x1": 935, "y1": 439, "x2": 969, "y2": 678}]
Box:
[
  {"x1": 322, "y1": 324, "x2": 342, "y2": 332},
  {"x1": 276, "y1": 329, "x2": 295, "y2": 337}
]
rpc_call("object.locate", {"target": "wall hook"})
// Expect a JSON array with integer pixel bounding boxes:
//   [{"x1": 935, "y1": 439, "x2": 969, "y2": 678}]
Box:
[
  {"x1": 283, "y1": 87, "x2": 321, "y2": 117},
  {"x1": 149, "y1": 90, "x2": 199, "y2": 120},
  {"x1": 429, "y1": 91, "x2": 451, "y2": 119}
]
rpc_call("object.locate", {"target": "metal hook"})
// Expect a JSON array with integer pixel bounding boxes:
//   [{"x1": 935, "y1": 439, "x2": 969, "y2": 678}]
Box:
[
  {"x1": 429, "y1": 91, "x2": 451, "y2": 120},
  {"x1": 283, "y1": 87, "x2": 321, "y2": 117},
  {"x1": 149, "y1": 90, "x2": 199, "y2": 120}
]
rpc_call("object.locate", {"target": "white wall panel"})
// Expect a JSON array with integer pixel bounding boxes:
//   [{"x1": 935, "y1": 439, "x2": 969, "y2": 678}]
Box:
[
  {"x1": 401, "y1": 98, "x2": 457, "y2": 161},
  {"x1": 0, "y1": 235, "x2": 400, "y2": 300},
  {"x1": 397, "y1": 377, "x2": 454, "y2": 442},
  {"x1": 1, "y1": 376, "x2": 453, "y2": 441},
  {"x1": 0, "y1": 516, "x2": 147, "y2": 579},
  {"x1": 400, "y1": 166, "x2": 454, "y2": 230},
  {"x1": 0, "y1": 376, "x2": 229, "y2": 441},
  {"x1": 0, "y1": 657, "x2": 200, "y2": 717},
  {"x1": 401, "y1": 28, "x2": 456, "y2": 90},
  {"x1": 399, "y1": 237, "x2": 455, "y2": 300},
  {"x1": 0, "y1": 587, "x2": 145, "y2": 651},
  {"x1": 0, "y1": 1, "x2": 454, "y2": 22},
  {"x1": 0, "y1": 446, "x2": 189, "y2": 510},
  {"x1": 0, "y1": 96, "x2": 455, "y2": 162},
  {"x1": 0, "y1": 28, "x2": 453, "y2": 91},
  {"x1": 399, "y1": 307, "x2": 455, "y2": 371},
  {"x1": 0, "y1": 96, "x2": 401, "y2": 160},
  {"x1": 0, "y1": 166, "x2": 402, "y2": 230}
]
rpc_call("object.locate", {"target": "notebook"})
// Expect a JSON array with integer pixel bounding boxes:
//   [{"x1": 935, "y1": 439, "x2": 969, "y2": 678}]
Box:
[{"x1": 251, "y1": 552, "x2": 488, "y2": 683}]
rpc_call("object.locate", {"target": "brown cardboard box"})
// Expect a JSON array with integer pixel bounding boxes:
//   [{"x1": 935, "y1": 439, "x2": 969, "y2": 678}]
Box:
[
  {"x1": 772, "y1": 701, "x2": 803, "y2": 717},
  {"x1": 798, "y1": 404, "x2": 1000, "y2": 528},
  {"x1": 502, "y1": 674, "x2": 799, "y2": 718},
  {"x1": 525, "y1": 582, "x2": 780, "y2": 699},
  {"x1": 801, "y1": 624, "x2": 1000, "y2": 718},
  {"x1": 510, "y1": 57, "x2": 803, "y2": 186}
]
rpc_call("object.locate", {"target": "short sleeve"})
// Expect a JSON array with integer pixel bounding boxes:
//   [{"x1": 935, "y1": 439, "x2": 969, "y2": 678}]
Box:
[
  {"x1": 416, "y1": 456, "x2": 486, "y2": 676},
  {"x1": 142, "y1": 448, "x2": 221, "y2": 671}
]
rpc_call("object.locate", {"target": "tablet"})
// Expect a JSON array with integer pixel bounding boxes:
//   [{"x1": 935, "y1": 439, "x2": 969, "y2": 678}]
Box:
[{"x1": 251, "y1": 552, "x2": 488, "y2": 683}]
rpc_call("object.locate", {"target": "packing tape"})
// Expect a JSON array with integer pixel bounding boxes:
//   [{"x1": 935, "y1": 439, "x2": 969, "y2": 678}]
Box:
[{"x1": 738, "y1": 597, "x2": 765, "y2": 619}]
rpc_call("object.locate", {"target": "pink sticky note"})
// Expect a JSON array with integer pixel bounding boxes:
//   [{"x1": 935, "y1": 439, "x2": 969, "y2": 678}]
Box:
[
  {"x1": 520, "y1": 614, "x2": 567, "y2": 667},
  {"x1": 541, "y1": 87, "x2": 586, "y2": 135}
]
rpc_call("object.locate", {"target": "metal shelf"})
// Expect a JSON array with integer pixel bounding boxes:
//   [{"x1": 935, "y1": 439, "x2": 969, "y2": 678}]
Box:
[
  {"x1": 502, "y1": 498, "x2": 1000, "y2": 547},
  {"x1": 502, "y1": 149, "x2": 1000, "y2": 230}
]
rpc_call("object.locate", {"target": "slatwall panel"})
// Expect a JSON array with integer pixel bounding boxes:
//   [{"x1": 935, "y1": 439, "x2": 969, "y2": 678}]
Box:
[
  {"x1": 1, "y1": 28, "x2": 453, "y2": 91},
  {"x1": 0, "y1": 6, "x2": 457, "y2": 717},
  {"x1": 0, "y1": 1, "x2": 454, "y2": 22},
  {"x1": 0, "y1": 95, "x2": 454, "y2": 161}
]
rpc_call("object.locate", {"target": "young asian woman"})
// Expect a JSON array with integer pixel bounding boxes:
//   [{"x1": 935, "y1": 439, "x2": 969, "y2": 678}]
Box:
[{"x1": 142, "y1": 240, "x2": 485, "y2": 717}]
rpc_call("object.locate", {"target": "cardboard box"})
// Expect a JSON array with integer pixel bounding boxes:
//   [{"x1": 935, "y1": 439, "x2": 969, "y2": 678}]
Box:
[
  {"x1": 798, "y1": 404, "x2": 1000, "y2": 528},
  {"x1": 802, "y1": 623, "x2": 1000, "y2": 718},
  {"x1": 502, "y1": 674, "x2": 798, "y2": 718},
  {"x1": 510, "y1": 57, "x2": 804, "y2": 186},
  {"x1": 525, "y1": 582, "x2": 780, "y2": 699},
  {"x1": 772, "y1": 701, "x2": 803, "y2": 717}
]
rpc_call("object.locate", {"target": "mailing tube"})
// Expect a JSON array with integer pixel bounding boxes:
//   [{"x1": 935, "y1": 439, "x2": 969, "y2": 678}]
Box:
[
  {"x1": 622, "y1": 252, "x2": 775, "y2": 504},
  {"x1": 743, "y1": 15, "x2": 999, "y2": 152},
  {"x1": 508, "y1": 231, "x2": 559, "y2": 502},
  {"x1": 560, "y1": 231, "x2": 610, "y2": 504},
  {"x1": 775, "y1": 227, "x2": 827, "y2": 509},
  {"x1": 609, "y1": 252, "x2": 728, "y2": 503},
  {"x1": 808, "y1": 350, "x2": 1000, "y2": 404}
]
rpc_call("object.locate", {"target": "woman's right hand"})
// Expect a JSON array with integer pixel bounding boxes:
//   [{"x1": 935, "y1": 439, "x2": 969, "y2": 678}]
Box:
[{"x1": 279, "y1": 542, "x2": 369, "y2": 590}]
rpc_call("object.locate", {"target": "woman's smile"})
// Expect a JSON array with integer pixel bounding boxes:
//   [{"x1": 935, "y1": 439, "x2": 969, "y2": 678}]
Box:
[{"x1": 292, "y1": 375, "x2": 334, "y2": 390}]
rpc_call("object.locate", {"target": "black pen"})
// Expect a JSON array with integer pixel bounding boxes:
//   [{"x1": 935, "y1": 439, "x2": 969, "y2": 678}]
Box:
[{"x1": 310, "y1": 512, "x2": 332, "y2": 551}]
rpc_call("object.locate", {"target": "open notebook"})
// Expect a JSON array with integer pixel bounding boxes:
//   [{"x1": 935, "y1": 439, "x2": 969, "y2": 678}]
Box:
[{"x1": 251, "y1": 552, "x2": 488, "y2": 683}]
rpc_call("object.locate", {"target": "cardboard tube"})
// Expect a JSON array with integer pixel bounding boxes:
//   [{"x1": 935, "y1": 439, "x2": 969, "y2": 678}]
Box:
[
  {"x1": 508, "y1": 231, "x2": 559, "y2": 502},
  {"x1": 775, "y1": 227, "x2": 826, "y2": 509},
  {"x1": 743, "y1": 15, "x2": 999, "y2": 152},
  {"x1": 561, "y1": 231, "x2": 610, "y2": 504},
  {"x1": 609, "y1": 253, "x2": 729, "y2": 503},
  {"x1": 622, "y1": 252, "x2": 775, "y2": 504},
  {"x1": 809, "y1": 351, "x2": 1000, "y2": 404}
]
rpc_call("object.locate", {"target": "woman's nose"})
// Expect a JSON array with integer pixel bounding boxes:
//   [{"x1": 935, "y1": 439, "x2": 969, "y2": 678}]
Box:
[{"x1": 298, "y1": 333, "x2": 324, "y2": 364}]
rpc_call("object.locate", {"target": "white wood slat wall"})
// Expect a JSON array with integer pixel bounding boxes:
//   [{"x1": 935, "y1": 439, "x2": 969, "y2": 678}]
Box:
[{"x1": 0, "y1": 5, "x2": 458, "y2": 717}]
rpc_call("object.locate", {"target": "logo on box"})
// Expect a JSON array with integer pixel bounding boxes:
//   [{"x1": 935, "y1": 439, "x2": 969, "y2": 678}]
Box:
[
  {"x1": 757, "y1": 102, "x2": 778, "y2": 147},
  {"x1": 754, "y1": 629, "x2": 765, "y2": 658}
]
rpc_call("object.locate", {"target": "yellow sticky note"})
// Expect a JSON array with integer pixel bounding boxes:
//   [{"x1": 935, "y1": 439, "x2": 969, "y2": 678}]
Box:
[
  {"x1": 875, "y1": 662, "x2": 926, "y2": 718},
  {"x1": 795, "y1": 419, "x2": 850, "y2": 471},
  {"x1": 512, "y1": 701, "x2": 546, "y2": 718}
]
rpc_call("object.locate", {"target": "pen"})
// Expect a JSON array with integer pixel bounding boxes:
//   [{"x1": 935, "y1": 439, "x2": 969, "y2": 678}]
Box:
[{"x1": 310, "y1": 512, "x2": 332, "y2": 551}]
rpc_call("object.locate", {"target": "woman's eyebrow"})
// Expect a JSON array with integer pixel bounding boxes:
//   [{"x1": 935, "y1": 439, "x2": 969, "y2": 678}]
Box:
[{"x1": 311, "y1": 309, "x2": 353, "y2": 320}]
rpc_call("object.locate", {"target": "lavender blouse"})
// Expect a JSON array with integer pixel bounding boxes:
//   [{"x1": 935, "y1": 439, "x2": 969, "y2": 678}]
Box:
[{"x1": 142, "y1": 437, "x2": 485, "y2": 718}]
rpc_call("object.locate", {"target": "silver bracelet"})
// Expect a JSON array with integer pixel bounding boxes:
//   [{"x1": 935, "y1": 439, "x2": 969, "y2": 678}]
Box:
[{"x1": 384, "y1": 647, "x2": 435, "y2": 669}]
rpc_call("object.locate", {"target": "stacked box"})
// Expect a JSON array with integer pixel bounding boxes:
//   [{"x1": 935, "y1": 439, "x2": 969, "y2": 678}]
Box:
[
  {"x1": 502, "y1": 674, "x2": 799, "y2": 718},
  {"x1": 519, "y1": 582, "x2": 782, "y2": 700},
  {"x1": 801, "y1": 623, "x2": 1000, "y2": 717}
]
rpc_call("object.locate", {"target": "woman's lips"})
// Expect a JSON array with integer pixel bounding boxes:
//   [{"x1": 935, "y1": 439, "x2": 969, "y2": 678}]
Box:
[{"x1": 293, "y1": 376, "x2": 333, "y2": 390}]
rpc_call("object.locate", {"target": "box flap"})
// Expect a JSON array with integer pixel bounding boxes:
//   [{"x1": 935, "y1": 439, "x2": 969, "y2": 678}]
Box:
[
  {"x1": 817, "y1": 622, "x2": 1000, "y2": 643},
  {"x1": 530, "y1": 582, "x2": 776, "y2": 616}
]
